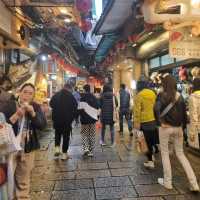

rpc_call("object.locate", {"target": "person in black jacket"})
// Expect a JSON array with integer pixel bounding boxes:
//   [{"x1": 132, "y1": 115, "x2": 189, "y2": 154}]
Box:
[
  {"x1": 154, "y1": 74, "x2": 199, "y2": 192},
  {"x1": 79, "y1": 84, "x2": 99, "y2": 157},
  {"x1": 100, "y1": 84, "x2": 118, "y2": 147},
  {"x1": 50, "y1": 83, "x2": 77, "y2": 160},
  {"x1": 4, "y1": 83, "x2": 46, "y2": 200},
  {"x1": 118, "y1": 84, "x2": 133, "y2": 137}
]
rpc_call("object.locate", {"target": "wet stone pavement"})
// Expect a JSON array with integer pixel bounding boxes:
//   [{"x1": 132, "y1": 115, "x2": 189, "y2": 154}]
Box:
[{"x1": 31, "y1": 126, "x2": 200, "y2": 200}]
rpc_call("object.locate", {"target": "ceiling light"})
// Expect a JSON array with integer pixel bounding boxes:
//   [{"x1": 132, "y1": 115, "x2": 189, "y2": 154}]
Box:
[
  {"x1": 41, "y1": 55, "x2": 47, "y2": 61},
  {"x1": 64, "y1": 18, "x2": 71, "y2": 23},
  {"x1": 60, "y1": 8, "x2": 68, "y2": 14},
  {"x1": 132, "y1": 43, "x2": 137, "y2": 47}
]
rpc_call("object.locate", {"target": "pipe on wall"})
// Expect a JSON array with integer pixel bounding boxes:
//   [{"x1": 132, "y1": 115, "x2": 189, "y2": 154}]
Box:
[{"x1": 136, "y1": 31, "x2": 169, "y2": 59}]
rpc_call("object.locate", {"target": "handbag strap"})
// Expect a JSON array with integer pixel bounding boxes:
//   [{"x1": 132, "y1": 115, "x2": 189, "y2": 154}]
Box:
[
  {"x1": 160, "y1": 93, "x2": 180, "y2": 118},
  {"x1": 18, "y1": 116, "x2": 25, "y2": 137}
]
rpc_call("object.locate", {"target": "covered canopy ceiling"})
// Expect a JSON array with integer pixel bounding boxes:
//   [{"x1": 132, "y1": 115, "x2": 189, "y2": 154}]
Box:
[
  {"x1": 94, "y1": 0, "x2": 137, "y2": 35},
  {"x1": 95, "y1": 33, "x2": 120, "y2": 63},
  {"x1": 2, "y1": 0, "x2": 94, "y2": 68}
]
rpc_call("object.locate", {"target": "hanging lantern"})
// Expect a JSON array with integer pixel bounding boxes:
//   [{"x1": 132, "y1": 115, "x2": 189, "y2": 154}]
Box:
[
  {"x1": 116, "y1": 42, "x2": 126, "y2": 50},
  {"x1": 59, "y1": 59, "x2": 65, "y2": 66},
  {"x1": 76, "y1": 0, "x2": 91, "y2": 13}
]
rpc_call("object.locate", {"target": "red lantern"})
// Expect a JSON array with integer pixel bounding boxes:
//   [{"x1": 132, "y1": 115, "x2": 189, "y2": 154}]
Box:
[
  {"x1": 59, "y1": 59, "x2": 65, "y2": 66},
  {"x1": 76, "y1": 0, "x2": 91, "y2": 13},
  {"x1": 116, "y1": 42, "x2": 126, "y2": 51}
]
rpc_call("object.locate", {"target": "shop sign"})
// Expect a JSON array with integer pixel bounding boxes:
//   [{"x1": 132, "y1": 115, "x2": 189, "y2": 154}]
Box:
[{"x1": 169, "y1": 27, "x2": 200, "y2": 59}]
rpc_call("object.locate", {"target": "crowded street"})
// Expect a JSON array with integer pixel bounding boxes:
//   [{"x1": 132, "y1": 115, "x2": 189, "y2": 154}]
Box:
[
  {"x1": 30, "y1": 125, "x2": 200, "y2": 200},
  {"x1": 0, "y1": 0, "x2": 200, "y2": 199}
]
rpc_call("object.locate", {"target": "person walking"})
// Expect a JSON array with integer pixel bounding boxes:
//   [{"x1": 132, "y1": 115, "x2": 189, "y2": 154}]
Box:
[
  {"x1": 99, "y1": 84, "x2": 118, "y2": 147},
  {"x1": 154, "y1": 74, "x2": 199, "y2": 191},
  {"x1": 3, "y1": 83, "x2": 46, "y2": 200},
  {"x1": 78, "y1": 84, "x2": 99, "y2": 157},
  {"x1": 118, "y1": 84, "x2": 133, "y2": 137},
  {"x1": 133, "y1": 76, "x2": 158, "y2": 169},
  {"x1": 188, "y1": 78, "x2": 200, "y2": 149},
  {"x1": 50, "y1": 83, "x2": 77, "y2": 160},
  {"x1": 73, "y1": 86, "x2": 81, "y2": 126}
]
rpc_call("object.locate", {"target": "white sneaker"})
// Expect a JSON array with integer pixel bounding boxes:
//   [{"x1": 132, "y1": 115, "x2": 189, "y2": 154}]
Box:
[
  {"x1": 190, "y1": 183, "x2": 200, "y2": 192},
  {"x1": 54, "y1": 146, "x2": 61, "y2": 157},
  {"x1": 83, "y1": 149, "x2": 89, "y2": 156},
  {"x1": 88, "y1": 152, "x2": 94, "y2": 157},
  {"x1": 61, "y1": 153, "x2": 70, "y2": 160},
  {"x1": 110, "y1": 143, "x2": 116, "y2": 148},
  {"x1": 143, "y1": 161, "x2": 155, "y2": 169},
  {"x1": 100, "y1": 140, "x2": 106, "y2": 146},
  {"x1": 158, "y1": 178, "x2": 173, "y2": 190}
]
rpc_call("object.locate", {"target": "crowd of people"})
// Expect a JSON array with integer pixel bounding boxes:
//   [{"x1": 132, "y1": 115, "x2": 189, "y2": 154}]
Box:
[{"x1": 0, "y1": 73, "x2": 200, "y2": 199}]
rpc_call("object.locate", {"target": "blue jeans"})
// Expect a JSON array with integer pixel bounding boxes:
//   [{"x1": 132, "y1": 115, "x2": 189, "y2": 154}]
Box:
[
  {"x1": 119, "y1": 110, "x2": 133, "y2": 133},
  {"x1": 101, "y1": 124, "x2": 115, "y2": 144}
]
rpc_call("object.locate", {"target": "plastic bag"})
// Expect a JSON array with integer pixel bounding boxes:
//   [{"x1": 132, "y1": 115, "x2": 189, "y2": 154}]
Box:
[{"x1": 134, "y1": 130, "x2": 148, "y2": 154}]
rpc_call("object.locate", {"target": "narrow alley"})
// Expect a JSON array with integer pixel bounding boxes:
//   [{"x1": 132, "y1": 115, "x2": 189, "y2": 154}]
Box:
[{"x1": 31, "y1": 127, "x2": 200, "y2": 200}]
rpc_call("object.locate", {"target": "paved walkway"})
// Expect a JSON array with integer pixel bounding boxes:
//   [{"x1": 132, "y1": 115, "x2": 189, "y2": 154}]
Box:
[{"x1": 31, "y1": 125, "x2": 200, "y2": 200}]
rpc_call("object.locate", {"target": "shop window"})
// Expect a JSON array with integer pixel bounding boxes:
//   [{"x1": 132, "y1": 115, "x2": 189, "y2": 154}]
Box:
[
  {"x1": 161, "y1": 54, "x2": 174, "y2": 65},
  {"x1": 149, "y1": 57, "x2": 160, "y2": 69}
]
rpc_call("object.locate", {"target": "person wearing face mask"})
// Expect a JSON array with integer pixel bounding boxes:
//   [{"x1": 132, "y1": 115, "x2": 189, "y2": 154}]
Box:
[{"x1": 3, "y1": 83, "x2": 46, "y2": 200}]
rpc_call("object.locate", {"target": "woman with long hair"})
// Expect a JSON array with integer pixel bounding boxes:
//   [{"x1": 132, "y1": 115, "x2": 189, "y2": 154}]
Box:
[
  {"x1": 3, "y1": 83, "x2": 46, "y2": 199},
  {"x1": 154, "y1": 75, "x2": 199, "y2": 191}
]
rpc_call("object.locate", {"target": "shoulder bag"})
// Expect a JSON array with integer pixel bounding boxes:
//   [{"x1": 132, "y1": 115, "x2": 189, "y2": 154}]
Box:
[{"x1": 160, "y1": 94, "x2": 180, "y2": 118}]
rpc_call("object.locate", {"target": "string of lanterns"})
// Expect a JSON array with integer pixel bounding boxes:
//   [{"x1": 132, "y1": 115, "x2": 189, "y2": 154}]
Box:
[{"x1": 51, "y1": 53, "x2": 82, "y2": 74}]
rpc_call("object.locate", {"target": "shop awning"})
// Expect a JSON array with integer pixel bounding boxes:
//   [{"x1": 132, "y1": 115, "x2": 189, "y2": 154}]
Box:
[
  {"x1": 94, "y1": 0, "x2": 136, "y2": 35},
  {"x1": 95, "y1": 33, "x2": 120, "y2": 63}
]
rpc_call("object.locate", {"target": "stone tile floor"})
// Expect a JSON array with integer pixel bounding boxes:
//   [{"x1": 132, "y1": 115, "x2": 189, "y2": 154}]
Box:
[{"x1": 31, "y1": 126, "x2": 200, "y2": 200}]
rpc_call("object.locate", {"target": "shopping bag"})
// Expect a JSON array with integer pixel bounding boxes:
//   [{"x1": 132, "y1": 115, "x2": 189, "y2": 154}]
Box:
[
  {"x1": 0, "y1": 113, "x2": 10, "y2": 147},
  {"x1": 0, "y1": 164, "x2": 7, "y2": 186},
  {"x1": 96, "y1": 121, "x2": 102, "y2": 129},
  {"x1": 134, "y1": 130, "x2": 148, "y2": 154}
]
